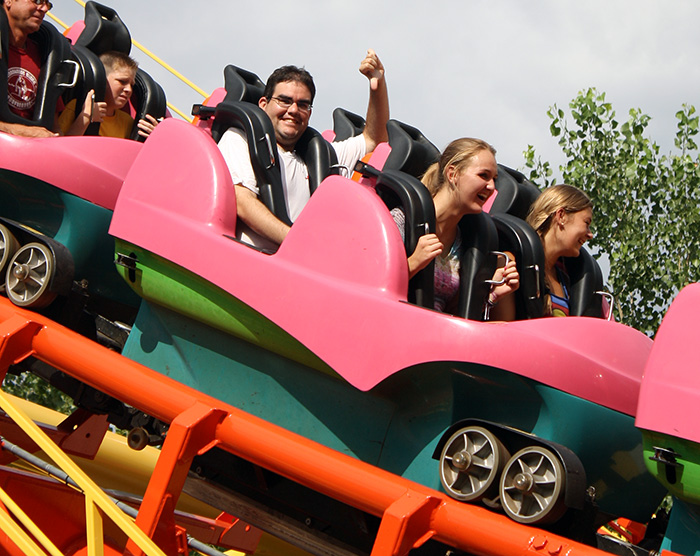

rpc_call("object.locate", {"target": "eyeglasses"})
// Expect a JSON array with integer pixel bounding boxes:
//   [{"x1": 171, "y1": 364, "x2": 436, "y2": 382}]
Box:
[
  {"x1": 29, "y1": 0, "x2": 53, "y2": 9},
  {"x1": 269, "y1": 95, "x2": 312, "y2": 114}
]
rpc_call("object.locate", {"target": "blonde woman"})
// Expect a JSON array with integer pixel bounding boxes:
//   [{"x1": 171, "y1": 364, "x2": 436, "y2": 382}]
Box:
[
  {"x1": 526, "y1": 185, "x2": 593, "y2": 317},
  {"x1": 392, "y1": 138, "x2": 519, "y2": 319}
]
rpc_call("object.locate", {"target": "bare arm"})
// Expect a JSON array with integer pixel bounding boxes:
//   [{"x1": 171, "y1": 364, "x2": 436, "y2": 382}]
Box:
[
  {"x1": 358, "y1": 49, "x2": 389, "y2": 152},
  {"x1": 0, "y1": 120, "x2": 56, "y2": 137},
  {"x1": 235, "y1": 185, "x2": 290, "y2": 246}
]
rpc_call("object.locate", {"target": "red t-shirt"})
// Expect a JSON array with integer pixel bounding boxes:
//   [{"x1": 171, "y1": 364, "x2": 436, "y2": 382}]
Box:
[{"x1": 7, "y1": 38, "x2": 42, "y2": 119}]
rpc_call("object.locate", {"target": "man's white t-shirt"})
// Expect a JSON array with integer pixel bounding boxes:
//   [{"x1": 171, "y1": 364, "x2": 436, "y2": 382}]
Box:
[{"x1": 218, "y1": 127, "x2": 366, "y2": 250}]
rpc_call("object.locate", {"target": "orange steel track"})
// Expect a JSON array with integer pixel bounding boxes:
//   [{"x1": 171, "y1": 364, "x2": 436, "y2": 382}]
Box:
[{"x1": 0, "y1": 297, "x2": 674, "y2": 556}]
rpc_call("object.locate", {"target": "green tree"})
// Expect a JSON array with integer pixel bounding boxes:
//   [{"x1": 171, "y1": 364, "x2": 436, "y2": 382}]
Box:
[{"x1": 524, "y1": 88, "x2": 700, "y2": 336}]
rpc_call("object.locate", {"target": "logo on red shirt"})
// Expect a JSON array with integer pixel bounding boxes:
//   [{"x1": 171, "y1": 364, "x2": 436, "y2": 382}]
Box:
[{"x1": 8, "y1": 67, "x2": 38, "y2": 111}]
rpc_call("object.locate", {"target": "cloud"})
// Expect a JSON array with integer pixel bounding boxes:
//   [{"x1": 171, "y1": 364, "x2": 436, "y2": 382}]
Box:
[{"x1": 54, "y1": 0, "x2": 700, "y2": 180}]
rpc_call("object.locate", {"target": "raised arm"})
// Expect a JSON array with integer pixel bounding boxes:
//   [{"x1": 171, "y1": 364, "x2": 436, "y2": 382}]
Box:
[{"x1": 358, "y1": 49, "x2": 389, "y2": 152}]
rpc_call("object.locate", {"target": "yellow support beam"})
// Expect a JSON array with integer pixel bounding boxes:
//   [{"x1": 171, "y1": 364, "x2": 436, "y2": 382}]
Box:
[
  {"x1": 0, "y1": 484, "x2": 64, "y2": 556},
  {"x1": 0, "y1": 389, "x2": 166, "y2": 556}
]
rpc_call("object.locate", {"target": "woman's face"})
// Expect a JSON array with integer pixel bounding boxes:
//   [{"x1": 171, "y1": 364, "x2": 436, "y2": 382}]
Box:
[
  {"x1": 558, "y1": 207, "x2": 593, "y2": 257},
  {"x1": 448, "y1": 150, "x2": 498, "y2": 214}
]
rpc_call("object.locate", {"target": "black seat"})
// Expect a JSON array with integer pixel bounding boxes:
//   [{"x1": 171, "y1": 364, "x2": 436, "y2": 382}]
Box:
[
  {"x1": 73, "y1": 1, "x2": 131, "y2": 54},
  {"x1": 490, "y1": 165, "x2": 541, "y2": 219},
  {"x1": 211, "y1": 100, "x2": 289, "y2": 225},
  {"x1": 455, "y1": 213, "x2": 500, "y2": 320},
  {"x1": 72, "y1": 1, "x2": 167, "y2": 142},
  {"x1": 0, "y1": 11, "x2": 75, "y2": 130},
  {"x1": 382, "y1": 119, "x2": 440, "y2": 178},
  {"x1": 332, "y1": 108, "x2": 365, "y2": 141},
  {"x1": 564, "y1": 248, "x2": 605, "y2": 318},
  {"x1": 375, "y1": 169, "x2": 436, "y2": 309},
  {"x1": 491, "y1": 213, "x2": 546, "y2": 319}
]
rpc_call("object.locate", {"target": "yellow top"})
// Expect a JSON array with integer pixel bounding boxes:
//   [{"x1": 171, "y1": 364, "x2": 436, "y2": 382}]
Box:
[{"x1": 58, "y1": 98, "x2": 134, "y2": 139}]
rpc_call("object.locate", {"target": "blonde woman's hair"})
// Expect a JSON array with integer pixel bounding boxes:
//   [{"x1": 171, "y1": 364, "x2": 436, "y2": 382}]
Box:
[
  {"x1": 526, "y1": 184, "x2": 592, "y2": 240},
  {"x1": 421, "y1": 137, "x2": 496, "y2": 197}
]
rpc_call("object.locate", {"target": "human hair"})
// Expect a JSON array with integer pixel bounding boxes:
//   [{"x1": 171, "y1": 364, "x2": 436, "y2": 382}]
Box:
[
  {"x1": 526, "y1": 184, "x2": 592, "y2": 240},
  {"x1": 99, "y1": 51, "x2": 138, "y2": 75},
  {"x1": 421, "y1": 138, "x2": 497, "y2": 197},
  {"x1": 263, "y1": 65, "x2": 316, "y2": 103}
]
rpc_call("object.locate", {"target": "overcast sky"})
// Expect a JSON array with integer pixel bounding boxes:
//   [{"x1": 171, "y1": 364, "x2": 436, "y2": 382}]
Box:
[{"x1": 53, "y1": 1, "x2": 700, "y2": 182}]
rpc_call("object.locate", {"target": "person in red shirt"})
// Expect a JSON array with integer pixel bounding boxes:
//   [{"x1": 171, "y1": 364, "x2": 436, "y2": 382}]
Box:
[{"x1": 1, "y1": 0, "x2": 57, "y2": 137}]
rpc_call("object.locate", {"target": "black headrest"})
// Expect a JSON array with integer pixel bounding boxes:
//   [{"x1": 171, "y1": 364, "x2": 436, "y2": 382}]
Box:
[
  {"x1": 383, "y1": 120, "x2": 440, "y2": 178},
  {"x1": 0, "y1": 14, "x2": 75, "y2": 129},
  {"x1": 332, "y1": 108, "x2": 365, "y2": 141},
  {"x1": 74, "y1": 1, "x2": 131, "y2": 55},
  {"x1": 376, "y1": 169, "x2": 436, "y2": 309},
  {"x1": 491, "y1": 213, "x2": 546, "y2": 319},
  {"x1": 222, "y1": 65, "x2": 265, "y2": 105},
  {"x1": 128, "y1": 69, "x2": 167, "y2": 141},
  {"x1": 456, "y1": 213, "x2": 500, "y2": 320},
  {"x1": 565, "y1": 248, "x2": 604, "y2": 318},
  {"x1": 490, "y1": 165, "x2": 542, "y2": 220}
]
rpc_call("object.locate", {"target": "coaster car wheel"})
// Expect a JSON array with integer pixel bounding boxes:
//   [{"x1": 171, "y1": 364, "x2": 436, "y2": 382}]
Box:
[
  {"x1": 5, "y1": 242, "x2": 57, "y2": 308},
  {"x1": 439, "y1": 425, "x2": 510, "y2": 502},
  {"x1": 0, "y1": 224, "x2": 19, "y2": 292},
  {"x1": 499, "y1": 445, "x2": 566, "y2": 525}
]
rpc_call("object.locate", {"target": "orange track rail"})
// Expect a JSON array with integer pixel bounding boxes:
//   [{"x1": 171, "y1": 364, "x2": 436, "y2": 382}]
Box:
[{"x1": 0, "y1": 296, "x2": 648, "y2": 556}]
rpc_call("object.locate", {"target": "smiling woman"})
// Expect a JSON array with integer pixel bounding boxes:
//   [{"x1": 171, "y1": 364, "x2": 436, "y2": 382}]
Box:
[
  {"x1": 392, "y1": 137, "x2": 520, "y2": 318},
  {"x1": 526, "y1": 184, "x2": 593, "y2": 317}
]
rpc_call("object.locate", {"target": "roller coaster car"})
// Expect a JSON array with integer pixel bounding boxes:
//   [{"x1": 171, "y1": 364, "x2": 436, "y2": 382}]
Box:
[
  {"x1": 0, "y1": 2, "x2": 171, "y2": 344},
  {"x1": 90, "y1": 117, "x2": 667, "y2": 541},
  {"x1": 636, "y1": 283, "x2": 700, "y2": 555}
]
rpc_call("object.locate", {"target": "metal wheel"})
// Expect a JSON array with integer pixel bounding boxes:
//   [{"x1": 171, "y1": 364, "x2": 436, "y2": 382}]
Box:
[
  {"x1": 499, "y1": 445, "x2": 566, "y2": 525},
  {"x1": 439, "y1": 426, "x2": 510, "y2": 502},
  {"x1": 5, "y1": 242, "x2": 57, "y2": 308},
  {"x1": 0, "y1": 224, "x2": 19, "y2": 292}
]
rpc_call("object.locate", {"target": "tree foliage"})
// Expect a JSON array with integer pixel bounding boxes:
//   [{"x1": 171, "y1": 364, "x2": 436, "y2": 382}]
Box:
[{"x1": 524, "y1": 88, "x2": 700, "y2": 336}]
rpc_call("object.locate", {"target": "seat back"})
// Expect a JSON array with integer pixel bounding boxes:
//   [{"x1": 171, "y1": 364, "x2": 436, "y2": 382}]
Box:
[
  {"x1": 456, "y1": 213, "x2": 500, "y2": 320},
  {"x1": 490, "y1": 165, "x2": 541, "y2": 219},
  {"x1": 375, "y1": 169, "x2": 435, "y2": 309},
  {"x1": 564, "y1": 247, "x2": 605, "y2": 318},
  {"x1": 128, "y1": 69, "x2": 167, "y2": 141},
  {"x1": 66, "y1": 45, "x2": 106, "y2": 136},
  {"x1": 383, "y1": 119, "x2": 440, "y2": 178},
  {"x1": 0, "y1": 13, "x2": 75, "y2": 129},
  {"x1": 491, "y1": 213, "x2": 546, "y2": 319},
  {"x1": 212, "y1": 100, "x2": 289, "y2": 225},
  {"x1": 73, "y1": 1, "x2": 132, "y2": 55},
  {"x1": 332, "y1": 107, "x2": 365, "y2": 141},
  {"x1": 222, "y1": 64, "x2": 265, "y2": 104}
]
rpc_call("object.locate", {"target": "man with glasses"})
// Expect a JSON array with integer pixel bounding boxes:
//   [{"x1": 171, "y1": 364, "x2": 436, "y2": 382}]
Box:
[
  {"x1": 1, "y1": 0, "x2": 57, "y2": 137},
  {"x1": 218, "y1": 49, "x2": 389, "y2": 251}
]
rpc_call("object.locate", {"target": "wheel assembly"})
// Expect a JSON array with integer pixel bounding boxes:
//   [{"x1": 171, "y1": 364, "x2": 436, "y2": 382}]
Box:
[
  {"x1": 5, "y1": 242, "x2": 57, "y2": 308},
  {"x1": 0, "y1": 224, "x2": 19, "y2": 292},
  {"x1": 499, "y1": 445, "x2": 566, "y2": 525},
  {"x1": 439, "y1": 425, "x2": 510, "y2": 502}
]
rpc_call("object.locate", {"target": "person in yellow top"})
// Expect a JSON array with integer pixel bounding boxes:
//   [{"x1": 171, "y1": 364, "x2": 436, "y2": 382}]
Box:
[{"x1": 58, "y1": 51, "x2": 159, "y2": 139}]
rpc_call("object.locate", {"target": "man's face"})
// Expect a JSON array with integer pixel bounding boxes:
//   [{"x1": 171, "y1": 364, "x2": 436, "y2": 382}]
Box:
[
  {"x1": 105, "y1": 67, "x2": 135, "y2": 111},
  {"x1": 259, "y1": 80, "x2": 312, "y2": 151},
  {"x1": 5, "y1": 0, "x2": 48, "y2": 41}
]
